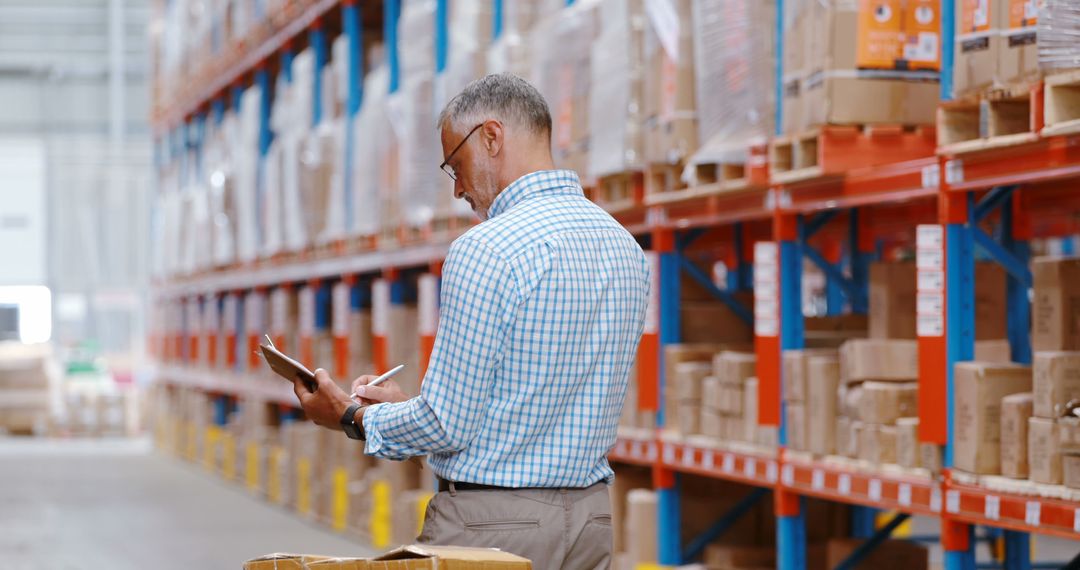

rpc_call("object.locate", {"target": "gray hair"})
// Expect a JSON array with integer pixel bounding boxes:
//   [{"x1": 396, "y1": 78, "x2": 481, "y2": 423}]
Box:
[{"x1": 437, "y1": 73, "x2": 551, "y2": 138}]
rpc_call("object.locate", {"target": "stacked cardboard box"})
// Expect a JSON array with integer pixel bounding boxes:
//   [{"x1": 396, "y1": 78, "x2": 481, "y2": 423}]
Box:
[
  {"x1": 783, "y1": 0, "x2": 940, "y2": 134},
  {"x1": 587, "y1": 0, "x2": 645, "y2": 181},
  {"x1": 643, "y1": 0, "x2": 697, "y2": 166},
  {"x1": 245, "y1": 545, "x2": 531, "y2": 569},
  {"x1": 782, "y1": 349, "x2": 837, "y2": 453},
  {"x1": 836, "y1": 339, "x2": 919, "y2": 463},
  {"x1": 953, "y1": 362, "x2": 1032, "y2": 475},
  {"x1": 954, "y1": 0, "x2": 1041, "y2": 99},
  {"x1": 701, "y1": 352, "x2": 757, "y2": 443},
  {"x1": 1031, "y1": 257, "x2": 1080, "y2": 485}
]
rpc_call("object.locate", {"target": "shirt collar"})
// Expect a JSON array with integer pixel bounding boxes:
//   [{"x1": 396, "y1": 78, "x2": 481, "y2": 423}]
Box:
[{"x1": 487, "y1": 170, "x2": 582, "y2": 219}]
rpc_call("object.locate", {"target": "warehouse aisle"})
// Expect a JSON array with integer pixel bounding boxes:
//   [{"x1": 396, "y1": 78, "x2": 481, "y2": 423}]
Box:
[{"x1": 0, "y1": 437, "x2": 373, "y2": 569}]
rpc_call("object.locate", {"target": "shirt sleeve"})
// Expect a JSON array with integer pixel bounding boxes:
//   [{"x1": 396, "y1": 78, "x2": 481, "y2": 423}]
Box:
[{"x1": 362, "y1": 237, "x2": 517, "y2": 460}]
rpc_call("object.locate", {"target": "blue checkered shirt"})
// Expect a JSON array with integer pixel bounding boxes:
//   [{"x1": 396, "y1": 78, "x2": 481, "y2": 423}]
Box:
[{"x1": 362, "y1": 170, "x2": 649, "y2": 487}]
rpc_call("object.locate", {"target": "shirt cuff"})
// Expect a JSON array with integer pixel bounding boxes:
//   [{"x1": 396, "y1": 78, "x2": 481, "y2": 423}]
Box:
[{"x1": 361, "y1": 403, "x2": 388, "y2": 456}]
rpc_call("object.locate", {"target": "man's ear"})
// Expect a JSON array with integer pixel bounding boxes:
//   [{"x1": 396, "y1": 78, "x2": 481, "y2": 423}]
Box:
[{"x1": 482, "y1": 119, "x2": 503, "y2": 157}]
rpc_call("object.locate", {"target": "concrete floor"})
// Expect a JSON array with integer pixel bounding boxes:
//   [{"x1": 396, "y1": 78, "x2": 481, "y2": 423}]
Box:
[{"x1": 0, "y1": 437, "x2": 374, "y2": 570}]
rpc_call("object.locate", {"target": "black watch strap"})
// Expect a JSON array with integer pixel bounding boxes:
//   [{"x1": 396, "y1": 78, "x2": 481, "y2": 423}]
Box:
[{"x1": 341, "y1": 403, "x2": 365, "y2": 441}]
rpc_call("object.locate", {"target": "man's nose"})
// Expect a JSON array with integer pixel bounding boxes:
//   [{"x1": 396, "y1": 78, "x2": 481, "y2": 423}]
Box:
[{"x1": 454, "y1": 178, "x2": 465, "y2": 198}]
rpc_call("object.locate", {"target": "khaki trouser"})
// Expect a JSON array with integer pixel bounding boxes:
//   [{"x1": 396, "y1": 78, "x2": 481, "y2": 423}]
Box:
[{"x1": 416, "y1": 482, "x2": 612, "y2": 570}]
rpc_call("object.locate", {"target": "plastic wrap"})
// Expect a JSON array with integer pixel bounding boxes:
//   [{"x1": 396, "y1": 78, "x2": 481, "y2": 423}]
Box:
[
  {"x1": 261, "y1": 75, "x2": 288, "y2": 258},
  {"x1": 235, "y1": 85, "x2": 261, "y2": 263},
  {"x1": 352, "y1": 54, "x2": 389, "y2": 238},
  {"x1": 302, "y1": 64, "x2": 338, "y2": 246},
  {"x1": 641, "y1": 0, "x2": 698, "y2": 166},
  {"x1": 317, "y1": 36, "x2": 350, "y2": 245},
  {"x1": 487, "y1": 0, "x2": 536, "y2": 77},
  {"x1": 687, "y1": 0, "x2": 775, "y2": 168},
  {"x1": 395, "y1": 0, "x2": 441, "y2": 229},
  {"x1": 587, "y1": 0, "x2": 645, "y2": 179},
  {"x1": 282, "y1": 49, "x2": 313, "y2": 252},
  {"x1": 1039, "y1": 0, "x2": 1080, "y2": 71},
  {"x1": 209, "y1": 112, "x2": 238, "y2": 267}
]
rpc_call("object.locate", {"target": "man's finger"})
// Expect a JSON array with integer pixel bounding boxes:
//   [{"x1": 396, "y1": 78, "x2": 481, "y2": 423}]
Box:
[
  {"x1": 353, "y1": 383, "x2": 392, "y2": 403},
  {"x1": 293, "y1": 376, "x2": 308, "y2": 403},
  {"x1": 314, "y1": 368, "x2": 334, "y2": 388},
  {"x1": 351, "y1": 375, "x2": 377, "y2": 395}
]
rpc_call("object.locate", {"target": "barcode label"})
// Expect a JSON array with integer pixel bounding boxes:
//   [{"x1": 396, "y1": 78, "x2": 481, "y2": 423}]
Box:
[
  {"x1": 1025, "y1": 501, "x2": 1040, "y2": 527},
  {"x1": 947, "y1": 490, "x2": 961, "y2": 514},
  {"x1": 743, "y1": 458, "x2": 756, "y2": 478},
  {"x1": 812, "y1": 469, "x2": 825, "y2": 490},
  {"x1": 723, "y1": 454, "x2": 735, "y2": 473},
  {"x1": 838, "y1": 473, "x2": 851, "y2": 496},
  {"x1": 782, "y1": 465, "x2": 795, "y2": 486},
  {"x1": 898, "y1": 483, "x2": 912, "y2": 507},
  {"x1": 985, "y1": 496, "x2": 1000, "y2": 521},
  {"x1": 869, "y1": 479, "x2": 883, "y2": 502}
]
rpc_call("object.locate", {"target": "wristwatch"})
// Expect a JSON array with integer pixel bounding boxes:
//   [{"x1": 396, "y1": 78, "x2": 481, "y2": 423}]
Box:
[{"x1": 341, "y1": 403, "x2": 365, "y2": 441}]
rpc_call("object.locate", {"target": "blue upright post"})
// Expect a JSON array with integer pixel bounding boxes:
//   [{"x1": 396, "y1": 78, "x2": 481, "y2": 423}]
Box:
[
  {"x1": 657, "y1": 229, "x2": 682, "y2": 566},
  {"x1": 848, "y1": 208, "x2": 870, "y2": 314},
  {"x1": 281, "y1": 48, "x2": 294, "y2": 83},
  {"x1": 343, "y1": 1, "x2": 363, "y2": 234},
  {"x1": 730, "y1": 222, "x2": 753, "y2": 291},
  {"x1": 778, "y1": 215, "x2": 806, "y2": 570},
  {"x1": 310, "y1": 24, "x2": 327, "y2": 127},
  {"x1": 1002, "y1": 194, "x2": 1032, "y2": 570},
  {"x1": 941, "y1": 0, "x2": 955, "y2": 101},
  {"x1": 493, "y1": 0, "x2": 504, "y2": 40},
  {"x1": 212, "y1": 98, "x2": 225, "y2": 126},
  {"x1": 255, "y1": 67, "x2": 272, "y2": 247},
  {"x1": 1062, "y1": 236, "x2": 1077, "y2": 255},
  {"x1": 435, "y1": 0, "x2": 448, "y2": 74},
  {"x1": 943, "y1": 192, "x2": 977, "y2": 570},
  {"x1": 231, "y1": 84, "x2": 244, "y2": 114}
]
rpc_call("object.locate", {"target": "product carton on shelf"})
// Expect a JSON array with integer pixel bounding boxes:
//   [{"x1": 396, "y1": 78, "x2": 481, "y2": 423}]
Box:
[
  {"x1": 1000, "y1": 392, "x2": 1034, "y2": 479},
  {"x1": 953, "y1": 361, "x2": 1032, "y2": 474},
  {"x1": 806, "y1": 355, "x2": 841, "y2": 455},
  {"x1": 1063, "y1": 454, "x2": 1080, "y2": 489},
  {"x1": 1033, "y1": 351, "x2": 1080, "y2": 418},
  {"x1": 896, "y1": 417, "x2": 920, "y2": 468},
  {"x1": 643, "y1": 0, "x2": 697, "y2": 166},
  {"x1": 625, "y1": 489, "x2": 658, "y2": 567},
  {"x1": 1029, "y1": 416, "x2": 1063, "y2": 484},
  {"x1": 839, "y1": 339, "x2": 918, "y2": 383},
  {"x1": 1032, "y1": 257, "x2": 1080, "y2": 351},
  {"x1": 869, "y1": 262, "x2": 917, "y2": 339},
  {"x1": 783, "y1": 348, "x2": 837, "y2": 402},
  {"x1": 859, "y1": 382, "x2": 918, "y2": 425}
]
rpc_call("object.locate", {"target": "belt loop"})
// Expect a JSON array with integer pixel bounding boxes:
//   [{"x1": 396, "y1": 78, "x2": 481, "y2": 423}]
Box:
[{"x1": 448, "y1": 481, "x2": 457, "y2": 497}]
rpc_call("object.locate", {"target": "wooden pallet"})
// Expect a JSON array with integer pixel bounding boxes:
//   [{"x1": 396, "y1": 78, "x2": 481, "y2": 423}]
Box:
[
  {"x1": 770, "y1": 125, "x2": 936, "y2": 184},
  {"x1": 1043, "y1": 69, "x2": 1080, "y2": 137},
  {"x1": 589, "y1": 171, "x2": 643, "y2": 213},
  {"x1": 937, "y1": 82, "x2": 1043, "y2": 154}
]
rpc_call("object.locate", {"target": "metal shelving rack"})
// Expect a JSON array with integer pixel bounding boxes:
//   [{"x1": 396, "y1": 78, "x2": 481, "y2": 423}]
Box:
[{"x1": 151, "y1": 2, "x2": 1080, "y2": 569}]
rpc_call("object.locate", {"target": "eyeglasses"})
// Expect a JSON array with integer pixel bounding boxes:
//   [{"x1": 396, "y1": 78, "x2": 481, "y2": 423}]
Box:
[{"x1": 439, "y1": 123, "x2": 483, "y2": 181}]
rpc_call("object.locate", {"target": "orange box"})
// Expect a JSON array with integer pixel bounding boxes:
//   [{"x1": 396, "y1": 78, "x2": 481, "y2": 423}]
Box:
[
  {"x1": 903, "y1": 0, "x2": 942, "y2": 70},
  {"x1": 857, "y1": 0, "x2": 904, "y2": 69}
]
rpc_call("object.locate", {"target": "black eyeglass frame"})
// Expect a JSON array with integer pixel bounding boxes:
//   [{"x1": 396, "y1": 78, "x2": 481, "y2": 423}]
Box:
[{"x1": 439, "y1": 123, "x2": 484, "y2": 181}]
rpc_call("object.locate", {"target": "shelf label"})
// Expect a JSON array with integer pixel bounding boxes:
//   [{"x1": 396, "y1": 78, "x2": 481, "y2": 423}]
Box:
[
  {"x1": 917, "y1": 314, "x2": 945, "y2": 337},
  {"x1": 754, "y1": 242, "x2": 778, "y2": 265},
  {"x1": 703, "y1": 450, "x2": 715, "y2": 470},
  {"x1": 931, "y1": 486, "x2": 943, "y2": 513},
  {"x1": 917, "y1": 224, "x2": 944, "y2": 249},
  {"x1": 1025, "y1": 501, "x2": 1041, "y2": 527},
  {"x1": 782, "y1": 464, "x2": 795, "y2": 486},
  {"x1": 916, "y1": 249, "x2": 944, "y2": 270},
  {"x1": 917, "y1": 270, "x2": 945, "y2": 292},
  {"x1": 682, "y1": 447, "x2": 696, "y2": 468},
  {"x1": 753, "y1": 264, "x2": 779, "y2": 285},
  {"x1": 838, "y1": 473, "x2": 852, "y2": 496},
  {"x1": 921, "y1": 164, "x2": 940, "y2": 189},
  {"x1": 743, "y1": 458, "x2": 757, "y2": 478},
  {"x1": 753, "y1": 281, "x2": 778, "y2": 301},
  {"x1": 663, "y1": 443, "x2": 675, "y2": 464},
  {"x1": 985, "y1": 495, "x2": 1000, "y2": 521},
  {"x1": 615, "y1": 440, "x2": 628, "y2": 457},
  {"x1": 917, "y1": 292, "x2": 945, "y2": 315},
  {"x1": 945, "y1": 159, "x2": 965, "y2": 185},
  {"x1": 755, "y1": 318, "x2": 780, "y2": 337},
  {"x1": 869, "y1": 479, "x2": 883, "y2": 502},
  {"x1": 766, "y1": 461, "x2": 778, "y2": 483},
  {"x1": 898, "y1": 483, "x2": 912, "y2": 507},
  {"x1": 1074, "y1": 508, "x2": 1080, "y2": 533},
  {"x1": 332, "y1": 281, "x2": 350, "y2": 336},
  {"x1": 633, "y1": 441, "x2": 645, "y2": 459},
  {"x1": 646, "y1": 442, "x2": 658, "y2": 462},
  {"x1": 754, "y1": 298, "x2": 779, "y2": 319},
  {"x1": 946, "y1": 490, "x2": 961, "y2": 514},
  {"x1": 812, "y1": 469, "x2": 825, "y2": 491}
]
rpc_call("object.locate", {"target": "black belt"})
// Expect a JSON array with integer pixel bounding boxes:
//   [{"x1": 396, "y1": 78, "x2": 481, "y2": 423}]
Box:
[{"x1": 437, "y1": 478, "x2": 593, "y2": 493}]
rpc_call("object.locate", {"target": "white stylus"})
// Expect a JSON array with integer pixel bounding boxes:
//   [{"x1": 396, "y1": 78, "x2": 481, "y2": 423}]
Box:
[{"x1": 349, "y1": 364, "x2": 406, "y2": 399}]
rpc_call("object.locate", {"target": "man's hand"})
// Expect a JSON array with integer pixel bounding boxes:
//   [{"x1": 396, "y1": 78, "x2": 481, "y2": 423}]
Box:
[
  {"x1": 293, "y1": 369, "x2": 353, "y2": 430},
  {"x1": 351, "y1": 374, "x2": 410, "y2": 406}
]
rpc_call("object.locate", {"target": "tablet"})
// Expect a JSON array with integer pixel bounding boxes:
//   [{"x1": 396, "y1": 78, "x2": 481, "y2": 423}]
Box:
[{"x1": 259, "y1": 335, "x2": 318, "y2": 393}]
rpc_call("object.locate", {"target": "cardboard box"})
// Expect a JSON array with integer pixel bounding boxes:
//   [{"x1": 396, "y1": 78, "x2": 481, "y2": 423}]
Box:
[
  {"x1": 859, "y1": 382, "x2": 918, "y2": 425},
  {"x1": 997, "y1": 0, "x2": 1040, "y2": 87},
  {"x1": 703, "y1": 375, "x2": 724, "y2": 410},
  {"x1": 841, "y1": 383, "x2": 863, "y2": 419},
  {"x1": 897, "y1": 417, "x2": 920, "y2": 468},
  {"x1": 787, "y1": 402, "x2": 808, "y2": 451},
  {"x1": 840, "y1": 339, "x2": 918, "y2": 383},
  {"x1": 307, "y1": 558, "x2": 371, "y2": 570},
  {"x1": 744, "y1": 377, "x2": 759, "y2": 442},
  {"x1": 1064, "y1": 454, "x2": 1080, "y2": 489},
  {"x1": 837, "y1": 416, "x2": 854, "y2": 457},
  {"x1": 807, "y1": 356, "x2": 840, "y2": 455},
  {"x1": 611, "y1": 466, "x2": 652, "y2": 554},
  {"x1": 704, "y1": 544, "x2": 776, "y2": 568},
  {"x1": 920, "y1": 443, "x2": 945, "y2": 473},
  {"x1": 673, "y1": 361, "x2": 713, "y2": 401},
  {"x1": 373, "y1": 545, "x2": 531, "y2": 569},
  {"x1": 975, "y1": 339, "x2": 1013, "y2": 363},
  {"x1": 701, "y1": 408, "x2": 725, "y2": 439},
  {"x1": 244, "y1": 554, "x2": 334, "y2": 570},
  {"x1": 859, "y1": 423, "x2": 899, "y2": 464},
  {"x1": 954, "y1": 0, "x2": 1001, "y2": 97},
  {"x1": 782, "y1": 0, "x2": 808, "y2": 134},
  {"x1": 1060, "y1": 417, "x2": 1080, "y2": 453},
  {"x1": 714, "y1": 351, "x2": 757, "y2": 385},
  {"x1": 626, "y1": 489, "x2": 658, "y2": 567},
  {"x1": 664, "y1": 344, "x2": 723, "y2": 425},
  {"x1": 678, "y1": 401, "x2": 702, "y2": 435},
  {"x1": 1001, "y1": 392, "x2": 1034, "y2": 478},
  {"x1": 954, "y1": 362, "x2": 1032, "y2": 474},
  {"x1": 1032, "y1": 257, "x2": 1080, "y2": 352},
  {"x1": 783, "y1": 349, "x2": 836, "y2": 402},
  {"x1": 645, "y1": 0, "x2": 697, "y2": 164},
  {"x1": 825, "y1": 537, "x2": 928, "y2": 570},
  {"x1": 1029, "y1": 417, "x2": 1063, "y2": 484},
  {"x1": 869, "y1": 262, "x2": 916, "y2": 339},
  {"x1": 681, "y1": 299, "x2": 754, "y2": 344},
  {"x1": 1033, "y1": 351, "x2": 1080, "y2": 418}
]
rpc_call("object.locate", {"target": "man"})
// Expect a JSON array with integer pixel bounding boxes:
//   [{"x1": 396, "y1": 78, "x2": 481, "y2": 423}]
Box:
[{"x1": 293, "y1": 73, "x2": 649, "y2": 569}]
